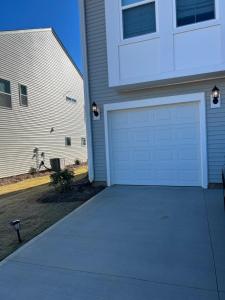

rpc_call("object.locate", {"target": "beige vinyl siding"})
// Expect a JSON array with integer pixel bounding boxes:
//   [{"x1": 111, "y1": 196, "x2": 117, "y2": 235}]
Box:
[
  {"x1": 84, "y1": 0, "x2": 225, "y2": 184},
  {"x1": 0, "y1": 29, "x2": 87, "y2": 178}
]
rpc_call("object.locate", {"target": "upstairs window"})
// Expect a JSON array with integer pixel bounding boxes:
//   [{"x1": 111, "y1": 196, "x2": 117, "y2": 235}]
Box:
[
  {"x1": 0, "y1": 79, "x2": 12, "y2": 108},
  {"x1": 176, "y1": 0, "x2": 216, "y2": 27},
  {"x1": 19, "y1": 84, "x2": 28, "y2": 107},
  {"x1": 122, "y1": 0, "x2": 156, "y2": 39}
]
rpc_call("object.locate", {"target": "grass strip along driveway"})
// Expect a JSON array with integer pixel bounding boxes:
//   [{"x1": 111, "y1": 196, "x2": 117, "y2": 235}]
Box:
[{"x1": 0, "y1": 166, "x2": 104, "y2": 261}]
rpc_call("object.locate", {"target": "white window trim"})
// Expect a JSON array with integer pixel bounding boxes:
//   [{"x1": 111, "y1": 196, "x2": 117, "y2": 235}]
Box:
[
  {"x1": 119, "y1": 0, "x2": 159, "y2": 43},
  {"x1": 172, "y1": 0, "x2": 220, "y2": 33},
  {"x1": 0, "y1": 79, "x2": 12, "y2": 109},
  {"x1": 19, "y1": 83, "x2": 28, "y2": 107},
  {"x1": 104, "y1": 93, "x2": 208, "y2": 188},
  {"x1": 0, "y1": 90, "x2": 11, "y2": 96}
]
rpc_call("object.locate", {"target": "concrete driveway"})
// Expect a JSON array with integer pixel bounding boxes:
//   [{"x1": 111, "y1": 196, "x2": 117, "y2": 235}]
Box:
[{"x1": 0, "y1": 186, "x2": 225, "y2": 299}]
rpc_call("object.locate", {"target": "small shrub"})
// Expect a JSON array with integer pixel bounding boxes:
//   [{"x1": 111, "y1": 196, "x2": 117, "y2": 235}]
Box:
[
  {"x1": 50, "y1": 169, "x2": 75, "y2": 192},
  {"x1": 29, "y1": 167, "x2": 37, "y2": 175},
  {"x1": 75, "y1": 159, "x2": 81, "y2": 166}
]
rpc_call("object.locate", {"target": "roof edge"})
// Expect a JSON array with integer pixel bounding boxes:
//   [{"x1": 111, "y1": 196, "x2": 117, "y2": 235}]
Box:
[
  {"x1": 0, "y1": 28, "x2": 52, "y2": 35},
  {"x1": 50, "y1": 28, "x2": 83, "y2": 78}
]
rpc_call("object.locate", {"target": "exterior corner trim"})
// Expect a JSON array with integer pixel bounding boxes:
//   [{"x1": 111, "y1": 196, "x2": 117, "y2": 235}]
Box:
[{"x1": 79, "y1": 0, "x2": 94, "y2": 182}]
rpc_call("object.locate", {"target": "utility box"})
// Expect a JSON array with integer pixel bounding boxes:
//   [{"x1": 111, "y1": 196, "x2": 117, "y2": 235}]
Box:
[{"x1": 50, "y1": 158, "x2": 65, "y2": 172}]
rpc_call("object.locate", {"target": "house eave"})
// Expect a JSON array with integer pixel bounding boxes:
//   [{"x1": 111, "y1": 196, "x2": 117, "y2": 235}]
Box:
[{"x1": 113, "y1": 70, "x2": 225, "y2": 93}]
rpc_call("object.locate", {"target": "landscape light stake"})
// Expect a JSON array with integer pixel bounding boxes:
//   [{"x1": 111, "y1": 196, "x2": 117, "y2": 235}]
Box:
[{"x1": 10, "y1": 220, "x2": 22, "y2": 243}]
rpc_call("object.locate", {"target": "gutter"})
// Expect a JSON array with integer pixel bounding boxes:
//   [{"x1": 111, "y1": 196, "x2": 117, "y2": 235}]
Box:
[{"x1": 79, "y1": 0, "x2": 94, "y2": 182}]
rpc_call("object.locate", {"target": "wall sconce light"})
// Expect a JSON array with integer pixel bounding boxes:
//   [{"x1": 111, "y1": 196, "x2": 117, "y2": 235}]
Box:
[
  {"x1": 10, "y1": 219, "x2": 22, "y2": 243},
  {"x1": 92, "y1": 102, "x2": 100, "y2": 120},
  {"x1": 211, "y1": 86, "x2": 221, "y2": 108},
  {"x1": 50, "y1": 127, "x2": 54, "y2": 134}
]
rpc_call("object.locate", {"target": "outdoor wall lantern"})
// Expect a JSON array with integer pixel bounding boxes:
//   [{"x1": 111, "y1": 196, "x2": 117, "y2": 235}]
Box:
[
  {"x1": 10, "y1": 219, "x2": 22, "y2": 243},
  {"x1": 92, "y1": 102, "x2": 100, "y2": 120},
  {"x1": 211, "y1": 86, "x2": 221, "y2": 108}
]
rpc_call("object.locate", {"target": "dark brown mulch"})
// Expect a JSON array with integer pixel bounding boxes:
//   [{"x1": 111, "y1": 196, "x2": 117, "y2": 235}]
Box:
[
  {"x1": 0, "y1": 163, "x2": 87, "y2": 186},
  {"x1": 37, "y1": 181, "x2": 105, "y2": 203}
]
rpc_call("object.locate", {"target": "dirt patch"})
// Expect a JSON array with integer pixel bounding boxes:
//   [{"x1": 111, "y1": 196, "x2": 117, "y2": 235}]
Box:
[{"x1": 0, "y1": 176, "x2": 105, "y2": 261}]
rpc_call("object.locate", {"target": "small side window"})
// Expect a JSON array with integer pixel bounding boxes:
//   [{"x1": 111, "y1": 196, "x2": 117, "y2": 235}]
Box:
[
  {"x1": 65, "y1": 137, "x2": 72, "y2": 147},
  {"x1": 0, "y1": 79, "x2": 12, "y2": 108},
  {"x1": 81, "y1": 137, "x2": 86, "y2": 147},
  {"x1": 66, "y1": 96, "x2": 77, "y2": 103},
  {"x1": 19, "y1": 84, "x2": 28, "y2": 107}
]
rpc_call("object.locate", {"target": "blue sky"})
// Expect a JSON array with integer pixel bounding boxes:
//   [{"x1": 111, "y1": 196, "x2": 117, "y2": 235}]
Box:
[{"x1": 0, "y1": 0, "x2": 82, "y2": 72}]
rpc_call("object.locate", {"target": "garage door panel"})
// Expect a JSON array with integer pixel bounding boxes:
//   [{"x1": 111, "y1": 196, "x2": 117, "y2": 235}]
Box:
[
  {"x1": 153, "y1": 150, "x2": 174, "y2": 161},
  {"x1": 154, "y1": 108, "x2": 172, "y2": 122},
  {"x1": 112, "y1": 151, "x2": 130, "y2": 162},
  {"x1": 155, "y1": 129, "x2": 173, "y2": 144},
  {"x1": 132, "y1": 129, "x2": 150, "y2": 143},
  {"x1": 108, "y1": 102, "x2": 202, "y2": 186},
  {"x1": 133, "y1": 151, "x2": 150, "y2": 161},
  {"x1": 127, "y1": 109, "x2": 149, "y2": 124},
  {"x1": 156, "y1": 170, "x2": 178, "y2": 181},
  {"x1": 111, "y1": 129, "x2": 129, "y2": 143},
  {"x1": 109, "y1": 112, "x2": 129, "y2": 129},
  {"x1": 113, "y1": 161, "x2": 131, "y2": 171},
  {"x1": 132, "y1": 161, "x2": 153, "y2": 171},
  {"x1": 178, "y1": 148, "x2": 200, "y2": 160},
  {"x1": 135, "y1": 170, "x2": 153, "y2": 179},
  {"x1": 174, "y1": 103, "x2": 199, "y2": 121},
  {"x1": 175, "y1": 124, "x2": 198, "y2": 139},
  {"x1": 179, "y1": 171, "x2": 200, "y2": 185},
  {"x1": 177, "y1": 161, "x2": 200, "y2": 170}
]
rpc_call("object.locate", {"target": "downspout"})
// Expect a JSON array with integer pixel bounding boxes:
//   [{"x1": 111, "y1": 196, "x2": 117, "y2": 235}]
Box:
[{"x1": 79, "y1": 0, "x2": 94, "y2": 182}]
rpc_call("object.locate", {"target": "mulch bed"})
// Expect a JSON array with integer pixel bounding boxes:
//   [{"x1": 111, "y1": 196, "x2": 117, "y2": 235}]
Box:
[
  {"x1": 0, "y1": 163, "x2": 87, "y2": 186},
  {"x1": 37, "y1": 179, "x2": 105, "y2": 203}
]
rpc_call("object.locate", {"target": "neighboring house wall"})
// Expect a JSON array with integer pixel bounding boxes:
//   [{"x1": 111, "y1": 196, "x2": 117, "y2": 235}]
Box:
[
  {"x1": 0, "y1": 29, "x2": 87, "y2": 179},
  {"x1": 83, "y1": 0, "x2": 225, "y2": 184}
]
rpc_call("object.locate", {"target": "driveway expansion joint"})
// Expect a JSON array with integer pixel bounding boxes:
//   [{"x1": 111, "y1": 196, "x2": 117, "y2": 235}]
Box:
[{"x1": 10, "y1": 258, "x2": 218, "y2": 293}]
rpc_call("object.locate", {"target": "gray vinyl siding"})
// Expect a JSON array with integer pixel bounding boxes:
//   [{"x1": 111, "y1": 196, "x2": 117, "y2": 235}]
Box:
[
  {"x1": 84, "y1": 0, "x2": 225, "y2": 184},
  {"x1": 0, "y1": 29, "x2": 87, "y2": 179}
]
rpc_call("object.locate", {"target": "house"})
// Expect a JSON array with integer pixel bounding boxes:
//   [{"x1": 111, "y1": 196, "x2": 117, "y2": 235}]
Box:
[
  {"x1": 0, "y1": 28, "x2": 87, "y2": 179},
  {"x1": 79, "y1": 0, "x2": 225, "y2": 188}
]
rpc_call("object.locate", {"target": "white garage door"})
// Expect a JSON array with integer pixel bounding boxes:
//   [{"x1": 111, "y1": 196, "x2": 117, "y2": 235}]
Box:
[{"x1": 108, "y1": 102, "x2": 201, "y2": 186}]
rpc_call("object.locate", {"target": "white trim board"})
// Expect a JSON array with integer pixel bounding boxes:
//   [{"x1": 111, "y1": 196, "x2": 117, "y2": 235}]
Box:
[
  {"x1": 104, "y1": 92, "x2": 208, "y2": 188},
  {"x1": 79, "y1": 0, "x2": 94, "y2": 182}
]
